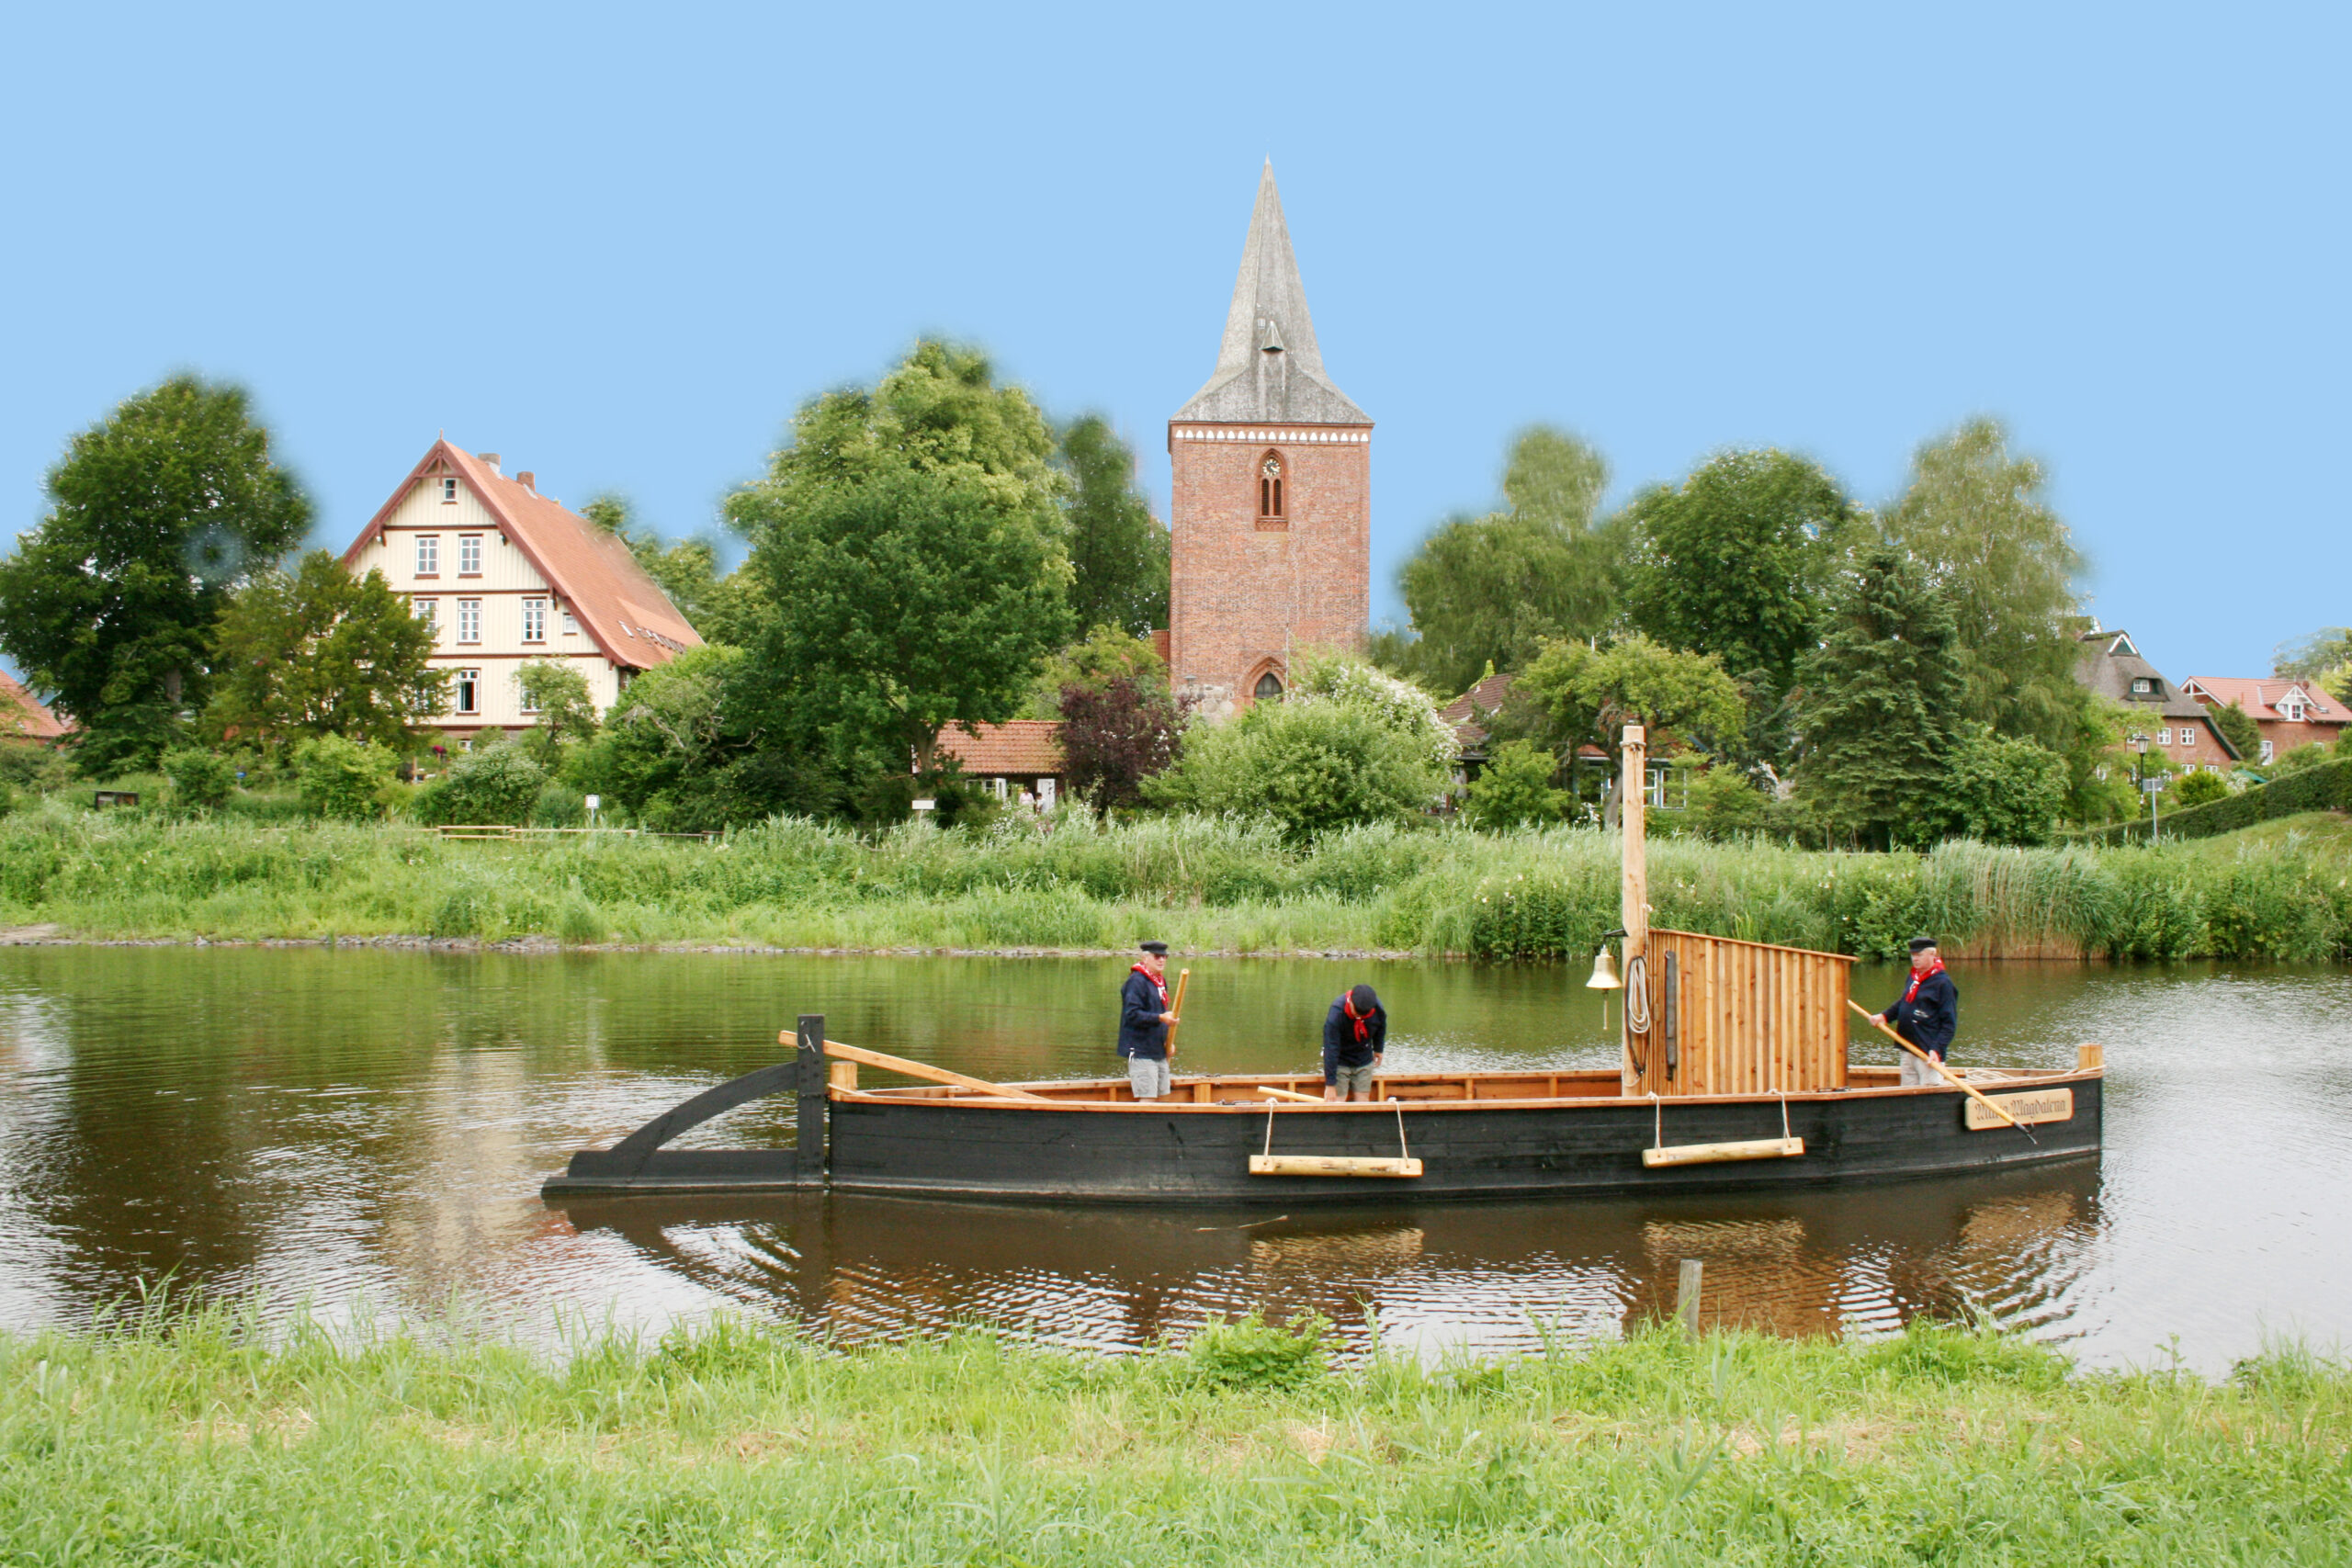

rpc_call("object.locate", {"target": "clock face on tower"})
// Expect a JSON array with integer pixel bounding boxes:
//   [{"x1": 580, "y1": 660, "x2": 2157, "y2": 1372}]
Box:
[{"x1": 1261, "y1": 456, "x2": 1282, "y2": 479}]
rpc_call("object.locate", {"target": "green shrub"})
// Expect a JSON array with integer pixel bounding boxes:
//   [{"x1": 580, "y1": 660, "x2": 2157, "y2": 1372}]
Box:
[
  {"x1": 1678, "y1": 764, "x2": 1773, "y2": 841},
  {"x1": 295, "y1": 735, "x2": 394, "y2": 821},
  {"x1": 0, "y1": 742, "x2": 71, "y2": 793},
  {"x1": 534, "y1": 784, "x2": 586, "y2": 828},
  {"x1": 1937, "y1": 729, "x2": 2067, "y2": 846},
  {"x1": 1148, "y1": 700, "x2": 1445, "y2": 841},
  {"x1": 1464, "y1": 739, "x2": 1567, "y2": 829},
  {"x1": 415, "y1": 745, "x2": 547, "y2": 827},
  {"x1": 1180, "y1": 1311, "x2": 1332, "y2": 1391},
  {"x1": 2171, "y1": 768, "x2": 2230, "y2": 807},
  {"x1": 158, "y1": 747, "x2": 236, "y2": 812}
]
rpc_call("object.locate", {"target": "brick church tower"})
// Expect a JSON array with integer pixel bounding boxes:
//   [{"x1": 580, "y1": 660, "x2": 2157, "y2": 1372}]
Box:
[{"x1": 1167, "y1": 164, "x2": 1372, "y2": 718}]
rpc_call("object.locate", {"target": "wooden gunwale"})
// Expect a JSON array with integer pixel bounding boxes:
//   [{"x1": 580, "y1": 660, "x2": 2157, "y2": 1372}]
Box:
[
  {"x1": 827, "y1": 1066, "x2": 2102, "y2": 1112},
  {"x1": 1648, "y1": 927, "x2": 1861, "y2": 964}
]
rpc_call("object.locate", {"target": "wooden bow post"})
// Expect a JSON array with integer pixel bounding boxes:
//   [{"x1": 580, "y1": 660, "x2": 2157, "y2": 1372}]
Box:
[{"x1": 1846, "y1": 999, "x2": 2034, "y2": 1142}]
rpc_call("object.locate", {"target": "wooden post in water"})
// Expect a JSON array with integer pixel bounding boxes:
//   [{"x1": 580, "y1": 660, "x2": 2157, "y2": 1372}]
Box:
[
  {"x1": 1621, "y1": 724, "x2": 1650, "y2": 1094},
  {"x1": 796, "y1": 1014, "x2": 828, "y2": 1186},
  {"x1": 1675, "y1": 1258, "x2": 1702, "y2": 1337}
]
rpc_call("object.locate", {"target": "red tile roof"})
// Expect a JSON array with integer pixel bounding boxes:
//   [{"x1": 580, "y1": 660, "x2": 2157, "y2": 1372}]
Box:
[
  {"x1": 935, "y1": 720, "x2": 1064, "y2": 775},
  {"x1": 0, "y1": 672, "x2": 67, "y2": 740},
  {"x1": 343, "y1": 441, "x2": 702, "y2": 671},
  {"x1": 1439, "y1": 671, "x2": 1517, "y2": 748},
  {"x1": 2183, "y1": 676, "x2": 2346, "y2": 725}
]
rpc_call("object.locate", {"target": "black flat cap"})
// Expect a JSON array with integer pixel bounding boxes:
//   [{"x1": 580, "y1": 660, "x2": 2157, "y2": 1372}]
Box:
[
  {"x1": 1349, "y1": 984, "x2": 1380, "y2": 1013},
  {"x1": 1908, "y1": 936, "x2": 1939, "y2": 953},
  {"x1": 1138, "y1": 940, "x2": 1169, "y2": 954}
]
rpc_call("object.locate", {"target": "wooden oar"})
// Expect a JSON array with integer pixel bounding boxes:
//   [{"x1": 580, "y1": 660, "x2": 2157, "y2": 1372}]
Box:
[
  {"x1": 1254, "y1": 1084, "x2": 1322, "y2": 1104},
  {"x1": 779, "y1": 1033, "x2": 1050, "y2": 1102},
  {"x1": 1164, "y1": 967, "x2": 1190, "y2": 1060},
  {"x1": 1845, "y1": 999, "x2": 2034, "y2": 1142}
]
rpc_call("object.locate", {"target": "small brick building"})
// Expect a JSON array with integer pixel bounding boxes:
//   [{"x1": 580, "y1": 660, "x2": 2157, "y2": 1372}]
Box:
[
  {"x1": 1166, "y1": 164, "x2": 1372, "y2": 720},
  {"x1": 933, "y1": 720, "x2": 1067, "y2": 807}
]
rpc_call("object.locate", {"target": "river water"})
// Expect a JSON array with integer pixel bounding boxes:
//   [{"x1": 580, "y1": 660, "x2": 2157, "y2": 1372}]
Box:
[{"x1": 0, "y1": 947, "x2": 2344, "y2": 1373}]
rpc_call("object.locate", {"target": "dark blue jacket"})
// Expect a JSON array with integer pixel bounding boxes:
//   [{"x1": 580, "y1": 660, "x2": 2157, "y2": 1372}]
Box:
[
  {"x1": 1119, "y1": 968, "x2": 1170, "y2": 1060},
  {"x1": 1883, "y1": 968, "x2": 1958, "y2": 1056},
  {"x1": 1322, "y1": 997, "x2": 1387, "y2": 1080}
]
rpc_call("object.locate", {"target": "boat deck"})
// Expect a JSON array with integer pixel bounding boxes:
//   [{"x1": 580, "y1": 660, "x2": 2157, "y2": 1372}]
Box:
[{"x1": 835, "y1": 1063, "x2": 2063, "y2": 1110}]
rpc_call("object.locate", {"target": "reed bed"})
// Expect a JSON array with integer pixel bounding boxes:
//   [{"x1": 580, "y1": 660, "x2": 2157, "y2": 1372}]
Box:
[
  {"x1": 2, "y1": 1300, "x2": 2345, "y2": 1565},
  {"x1": 1, "y1": 801, "x2": 2346, "y2": 962}
]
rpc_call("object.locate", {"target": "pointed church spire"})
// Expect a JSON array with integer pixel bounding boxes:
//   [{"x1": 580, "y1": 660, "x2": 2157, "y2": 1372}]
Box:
[{"x1": 1174, "y1": 163, "x2": 1370, "y2": 424}]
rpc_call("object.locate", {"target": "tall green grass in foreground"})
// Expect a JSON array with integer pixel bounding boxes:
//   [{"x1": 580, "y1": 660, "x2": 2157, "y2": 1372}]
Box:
[
  {"x1": 3, "y1": 1303, "x2": 2346, "y2": 1565},
  {"x1": 2, "y1": 800, "x2": 2347, "y2": 960}
]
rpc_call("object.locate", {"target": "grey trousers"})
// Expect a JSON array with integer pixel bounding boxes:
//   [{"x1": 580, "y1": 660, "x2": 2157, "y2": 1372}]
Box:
[{"x1": 1900, "y1": 1049, "x2": 1947, "y2": 1088}]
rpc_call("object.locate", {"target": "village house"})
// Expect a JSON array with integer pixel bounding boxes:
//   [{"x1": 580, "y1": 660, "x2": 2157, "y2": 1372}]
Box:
[
  {"x1": 0, "y1": 671, "x2": 68, "y2": 745},
  {"x1": 933, "y1": 720, "x2": 1064, "y2": 807},
  {"x1": 2182, "y1": 676, "x2": 2346, "y2": 766},
  {"x1": 339, "y1": 441, "x2": 700, "y2": 744},
  {"x1": 2074, "y1": 628, "x2": 2239, "y2": 770}
]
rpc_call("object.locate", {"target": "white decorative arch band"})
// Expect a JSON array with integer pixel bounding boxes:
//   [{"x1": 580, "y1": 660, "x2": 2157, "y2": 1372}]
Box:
[{"x1": 1170, "y1": 426, "x2": 1372, "y2": 444}]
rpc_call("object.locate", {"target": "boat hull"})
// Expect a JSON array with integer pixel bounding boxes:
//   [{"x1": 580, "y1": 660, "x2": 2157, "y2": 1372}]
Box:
[{"x1": 546, "y1": 1073, "x2": 2101, "y2": 1205}]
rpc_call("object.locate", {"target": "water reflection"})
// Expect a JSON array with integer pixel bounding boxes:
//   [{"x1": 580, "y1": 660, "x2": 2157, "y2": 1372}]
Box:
[
  {"x1": 0, "y1": 946, "x2": 2343, "y2": 1371},
  {"x1": 546, "y1": 1162, "x2": 2099, "y2": 1359}
]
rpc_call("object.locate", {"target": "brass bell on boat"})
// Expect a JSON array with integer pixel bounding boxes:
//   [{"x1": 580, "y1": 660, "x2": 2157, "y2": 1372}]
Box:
[{"x1": 1586, "y1": 944, "x2": 1622, "y2": 989}]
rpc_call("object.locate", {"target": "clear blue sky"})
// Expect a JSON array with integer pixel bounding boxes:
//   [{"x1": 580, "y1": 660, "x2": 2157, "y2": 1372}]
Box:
[{"x1": 3, "y1": 2, "x2": 2343, "y2": 681}]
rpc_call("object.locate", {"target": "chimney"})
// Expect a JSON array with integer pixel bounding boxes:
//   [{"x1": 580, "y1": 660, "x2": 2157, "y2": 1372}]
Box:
[
  {"x1": 516, "y1": 471, "x2": 535, "y2": 492},
  {"x1": 480, "y1": 453, "x2": 502, "y2": 476}
]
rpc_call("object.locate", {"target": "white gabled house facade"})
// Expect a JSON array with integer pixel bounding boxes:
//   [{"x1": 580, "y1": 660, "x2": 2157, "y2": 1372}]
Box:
[{"x1": 340, "y1": 441, "x2": 701, "y2": 740}]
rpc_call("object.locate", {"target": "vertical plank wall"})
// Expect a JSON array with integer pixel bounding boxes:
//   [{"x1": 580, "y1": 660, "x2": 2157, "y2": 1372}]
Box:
[{"x1": 1630, "y1": 930, "x2": 1852, "y2": 1097}]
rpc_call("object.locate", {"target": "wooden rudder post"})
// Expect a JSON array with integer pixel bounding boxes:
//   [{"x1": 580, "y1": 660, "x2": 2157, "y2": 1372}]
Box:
[{"x1": 1621, "y1": 724, "x2": 1648, "y2": 1093}]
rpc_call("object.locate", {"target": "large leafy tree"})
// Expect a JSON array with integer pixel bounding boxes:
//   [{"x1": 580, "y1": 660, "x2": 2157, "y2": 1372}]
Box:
[
  {"x1": 728, "y1": 342, "x2": 1073, "y2": 773},
  {"x1": 208, "y1": 550, "x2": 445, "y2": 755},
  {"x1": 1058, "y1": 415, "x2": 1168, "y2": 637},
  {"x1": 1623, "y1": 449, "x2": 1857, "y2": 710},
  {"x1": 1883, "y1": 419, "x2": 2086, "y2": 747},
  {"x1": 1398, "y1": 426, "x2": 1616, "y2": 695},
  {"x1": 1508, "y1": 633, "x2": 1747, "y2": 825},
  {"x1": 1057, "y1": 677, "x2": 1184, "y2": 812},
  {"x1": 1792, "y1": 547, "x2": 1962, "y2": 849},
  {"x1": 0, "y1": 376, "x2": 311, "y2": 769}
]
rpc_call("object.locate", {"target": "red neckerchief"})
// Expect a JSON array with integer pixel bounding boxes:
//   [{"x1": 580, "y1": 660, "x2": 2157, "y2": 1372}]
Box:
[
  {"x1": 1902, "y1": 959, "x2": 1946, "y2": 1006},
  {"x1": 1133, "y1": 964, "x2": 1168, "y2": 1008},
  {"x1": 1342, "y1": 993, "x2": 1372, "y2": 1043}
]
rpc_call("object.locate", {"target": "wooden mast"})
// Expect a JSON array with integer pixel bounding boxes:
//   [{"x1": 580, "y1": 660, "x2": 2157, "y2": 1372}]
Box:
[{"x1": 1621, "y1": 723, "x2": 1648, "y2": 1093}]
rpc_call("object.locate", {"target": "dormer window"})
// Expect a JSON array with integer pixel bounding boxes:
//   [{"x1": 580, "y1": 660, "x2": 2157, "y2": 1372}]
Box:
[
  {"x1": 440, "y1": 477, "x2": 458, "y2": 503},
  {"x1": 2130, "y1": 678, "x2": 2153, "y2": 695},
  {"x1": 2282, "y1": 696, "x2": 2306, "y2": 722},
  {"x1": 1258, "y1": 451, "x2": 1284, "y2": 523}
]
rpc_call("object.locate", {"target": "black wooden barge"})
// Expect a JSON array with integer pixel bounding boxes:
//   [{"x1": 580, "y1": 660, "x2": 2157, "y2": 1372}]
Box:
[{"x1": 542, "y1": 725, "x2": 2104, "y2": 1207}]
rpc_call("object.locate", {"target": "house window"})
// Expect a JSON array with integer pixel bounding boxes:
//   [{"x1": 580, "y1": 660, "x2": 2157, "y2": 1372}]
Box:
[
  {"x1": 517, "y1": 672, "x2": 540, "y2": 714},
  {"x1": 458, "y1": 536, "x2": 482, "y2": 575},
  {"x1": 416, "y1": 536, "x2": 439, "y2": 575},
  {"x1": 2157, "y1": 728, "x2": 2171, "y2": 746},
  {"x1": 1258, "y1": 451, "x2": 1284, "y2": 521},
  {"x1": 455, "y1": 669, "x2": 481, "y2": 716},
  {"x1": 440, "y1": 477, "x2": 458, "y2": 503},
  {"x1": 2282, "y1": 697, "x2": 2306, "y2": 722},
  {"x1": 413, "y1": 598, "x2": 438, "y2": 632},
  {"x1": 521, "y1": 598, "x2": 547, "y2": 643},
  {"x1": 2261, "y1": 740, "x2": 2275, "y2": 764},
  {"x1": 2130, "y1": 678, "x2": 2153, "y2": 694},
  {"x1": 560, "y1": 609, "x2": 579, "y2": 636},
  {"x1": 457, "y1": 599, "x2": 481, "y2": 644},
  {"x1": 1253, "y1": 671, "x2": 1285, "y2": 702}
]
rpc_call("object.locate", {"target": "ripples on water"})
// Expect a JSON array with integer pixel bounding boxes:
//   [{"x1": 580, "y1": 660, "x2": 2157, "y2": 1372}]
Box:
[{"x1": 0, "y1": 948, "x2": 2343, "y2": 1372}]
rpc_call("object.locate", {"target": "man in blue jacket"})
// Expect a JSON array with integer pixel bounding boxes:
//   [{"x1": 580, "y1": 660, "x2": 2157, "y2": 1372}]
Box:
[
  {"x1": 1882, "y1": 936, "x2": 1959, "y2": 1086},
  {"x1": 1322, "y1": 984, "x2": 1386, "y2": 1101},
  {"x1": 1118, "y1": 940, "x2": 1179, "y2": 1101}
]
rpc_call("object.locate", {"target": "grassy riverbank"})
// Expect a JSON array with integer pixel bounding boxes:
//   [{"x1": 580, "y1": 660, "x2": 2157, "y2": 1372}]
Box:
[
  {"x1": 2, "y1": 802, "x2": 2347, "y2": 961},
  {"x1": 4, "y1": 1307, "x2": 2345, "y2": 1565}
]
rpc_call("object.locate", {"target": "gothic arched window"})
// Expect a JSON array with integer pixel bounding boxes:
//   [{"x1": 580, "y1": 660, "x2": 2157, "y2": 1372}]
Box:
[
  {"x1": 1258, "y1": 451, "x2": 1284, "y2": 520},
  {"x1": 1254, "y1": 671, "x2": 1285, "y2": 702}
]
